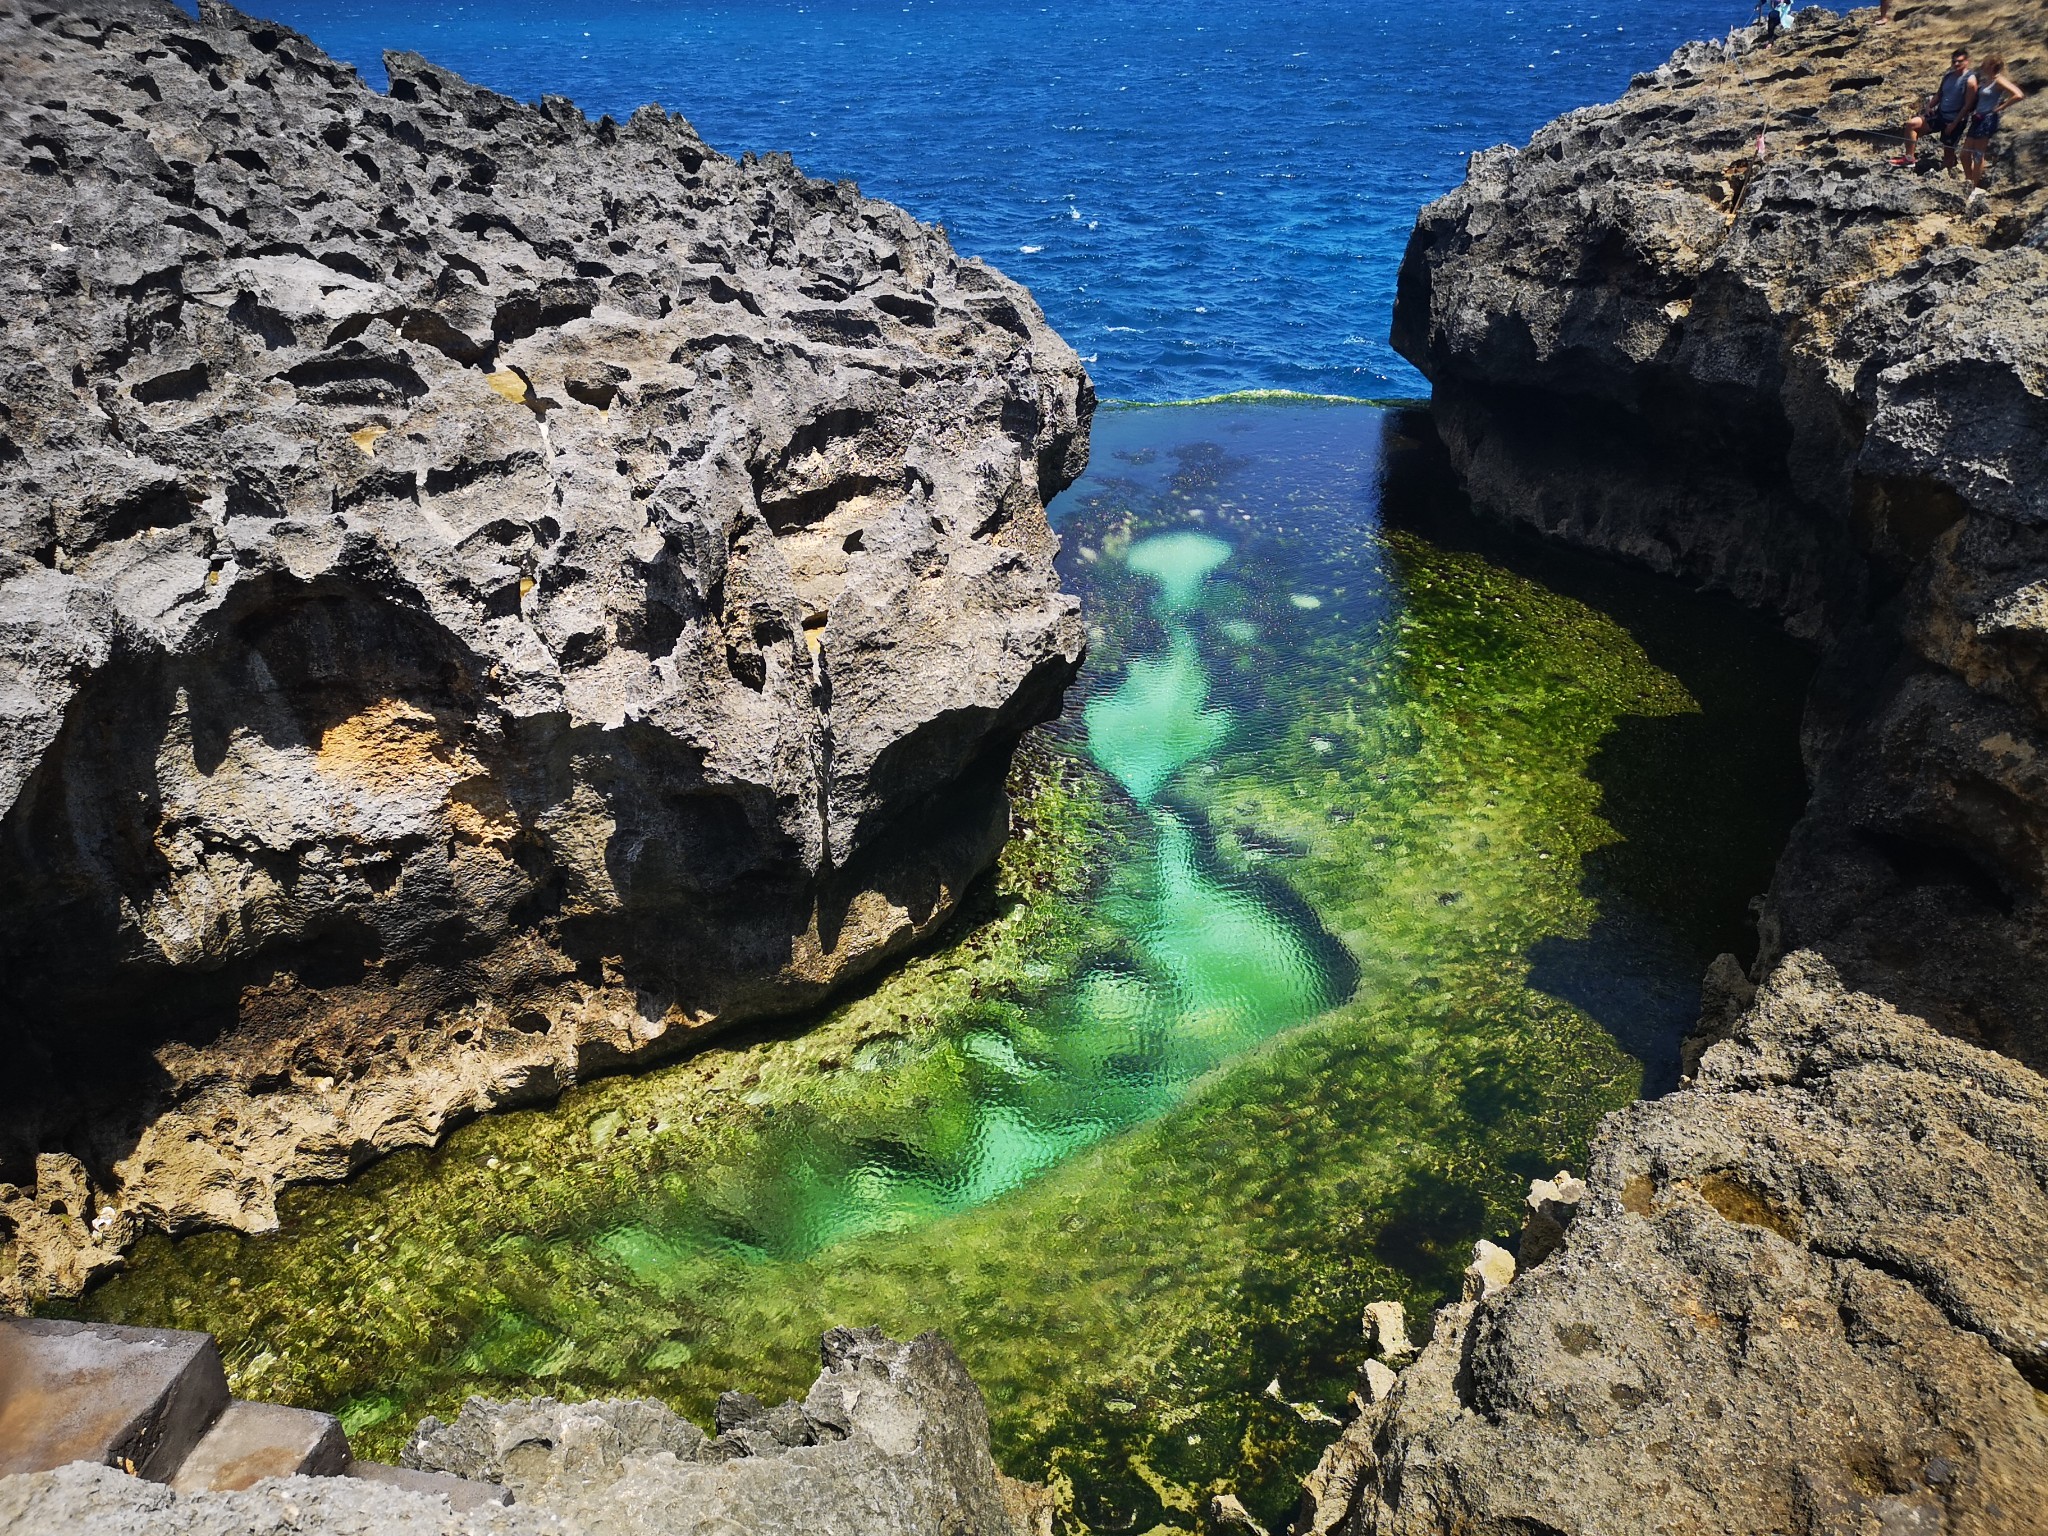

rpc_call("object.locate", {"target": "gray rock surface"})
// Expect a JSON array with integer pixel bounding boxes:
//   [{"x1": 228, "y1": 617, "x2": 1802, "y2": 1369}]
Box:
[
  {"x1": 0, "y1": 1328, "x2": 1041, "y2": 1536},
  {"x1": 0, "y1": 0, "x2": 1089, "y2": 1308},
  {"x1": 1335, "y1": 5, "x2": 2048, "y2": 1529},
  {"x1": 1310, "y1": 954, "x2": 2048, "y2": 1536}
]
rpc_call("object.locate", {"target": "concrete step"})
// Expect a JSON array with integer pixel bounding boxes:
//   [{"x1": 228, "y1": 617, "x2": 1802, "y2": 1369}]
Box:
[
  {"x1": 168, "y1": 1399, "x2": 349, "y2": 1493},
  {"x1": 0, "y1": 1316, "x2": 230, "y2": 1480},
  {"x1": 345, "y1": 1459, "x2": 514, "y2": 1510}
]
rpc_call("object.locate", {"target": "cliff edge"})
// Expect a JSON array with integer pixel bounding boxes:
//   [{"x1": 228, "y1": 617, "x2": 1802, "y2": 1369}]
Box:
[
  {"x1": 0, "y1": 0, "x2": 1089, "y2": 1309},
  {"x1": 1393, "y1": 0, "x2": 2047, "y2": 1052},
  {"x1": 1319, "y1": 2, "x2": 2048, "y2": 1531}
]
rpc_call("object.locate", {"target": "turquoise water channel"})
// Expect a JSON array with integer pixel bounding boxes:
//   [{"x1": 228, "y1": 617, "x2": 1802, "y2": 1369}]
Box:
[{"x1": 74, "y1": 402, "x2": 1812, "y2": 1532}]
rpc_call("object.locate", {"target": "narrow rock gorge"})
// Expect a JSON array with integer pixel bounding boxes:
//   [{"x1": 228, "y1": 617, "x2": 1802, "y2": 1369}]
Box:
[
  {"x1": 0, "y1": 0, "x2": 1088, "y2": 1310},
  {"x1": 12, "y1": 0, "x2": 2048, "y2": 1530},
  {"x1": 1313, "y1": 2, "x2": 2048, "y2": 1531}
]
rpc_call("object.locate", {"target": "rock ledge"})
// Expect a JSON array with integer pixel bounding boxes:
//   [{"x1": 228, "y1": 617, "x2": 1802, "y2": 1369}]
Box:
[{"x1": 1332, "y1": 2, "x2": 2048, "y2": 1530}]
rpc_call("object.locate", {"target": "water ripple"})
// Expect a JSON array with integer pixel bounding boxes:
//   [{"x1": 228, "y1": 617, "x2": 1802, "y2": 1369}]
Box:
[{"x1": 234, "y1": 0, "x2": 1738, "y2": 400}]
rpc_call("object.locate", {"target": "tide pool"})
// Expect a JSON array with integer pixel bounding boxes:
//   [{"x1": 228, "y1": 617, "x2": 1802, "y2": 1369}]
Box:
[{"x1": 72, "y1": 401, "x2": 1810, "y2": 1531}]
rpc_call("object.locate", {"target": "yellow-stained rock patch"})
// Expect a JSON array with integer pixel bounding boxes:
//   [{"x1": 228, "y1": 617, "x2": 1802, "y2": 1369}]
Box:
[{"x1": 316, "y1": 700, "x2": 475, "y2": 792}]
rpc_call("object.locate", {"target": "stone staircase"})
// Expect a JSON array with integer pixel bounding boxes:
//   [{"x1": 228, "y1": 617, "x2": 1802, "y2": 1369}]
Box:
[{"x1": 0, "y1": 1317, "x2": 508, "y2": 1509}]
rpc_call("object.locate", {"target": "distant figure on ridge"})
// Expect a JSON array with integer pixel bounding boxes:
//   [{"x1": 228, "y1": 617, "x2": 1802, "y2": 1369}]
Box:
[
  {"x1": 1962, "y1": 54, "x2": 2026, "y2": 186},
  {"x1": 1893, "y1": 48, "x2": 1977, "y2": 169}
]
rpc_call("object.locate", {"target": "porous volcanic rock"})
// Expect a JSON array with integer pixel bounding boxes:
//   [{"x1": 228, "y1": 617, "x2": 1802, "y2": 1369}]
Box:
[
  {"x1": 1325, "y1": 2, "x2": 2048, "y2": 1531},
  {"x1": 1303, "y1": 956, "x2": 2048, "y2": 1536},
  {"x1": 0, "y1": 0, "x2": 1089, "y2": 1308},
  {"x1": 0, "y1": 1327, "x2": 1048, "y2": 1536}
]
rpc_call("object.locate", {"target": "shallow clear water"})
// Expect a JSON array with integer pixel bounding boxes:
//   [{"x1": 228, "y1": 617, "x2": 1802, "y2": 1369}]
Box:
[
  {"x1": 199, "y1": 0, "x2": 1737, "y2": 399},
  {"x1": 76, "y1": 402, "x2": 1811, "y2": 1529}
]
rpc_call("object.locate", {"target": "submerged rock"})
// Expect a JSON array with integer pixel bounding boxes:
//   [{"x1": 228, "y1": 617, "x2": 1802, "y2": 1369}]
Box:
[{"x1": 0, "y1": 0, "x2": 1088, "y2": 1307}]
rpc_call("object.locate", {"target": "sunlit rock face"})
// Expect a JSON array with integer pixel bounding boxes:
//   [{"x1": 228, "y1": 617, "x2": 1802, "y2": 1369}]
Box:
[
  {"x1": 1325, "y1": 4, "x2": 2048, "y2": 1532},
  {"x1": 0, "y1": 0, "x2": 1088, "y2": 1307}
]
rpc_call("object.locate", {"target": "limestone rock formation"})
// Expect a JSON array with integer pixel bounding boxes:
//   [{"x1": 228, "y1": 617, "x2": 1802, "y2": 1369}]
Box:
[
  {"x1": 1334, "y1": 2, "x2": 2048, "y2": 1530},
  {"x1": 1305, "y1": 956, "x2": 2048, "y2": 1536},
  {"x1": 399, "y1": 1328, "x2": 1039, "y2": 1536},
  {"x1": 0, "y1": 1328, "x2": 1043, "y2": 1536},
  {"x1": 0, "y1": 0, "x2": 1089, "y2": 1308}
]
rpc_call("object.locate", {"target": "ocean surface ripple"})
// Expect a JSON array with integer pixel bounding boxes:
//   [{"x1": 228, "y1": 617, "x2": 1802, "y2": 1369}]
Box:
[{"x1": 222, "y1": 0, "x2": 1739, "y2": 401}]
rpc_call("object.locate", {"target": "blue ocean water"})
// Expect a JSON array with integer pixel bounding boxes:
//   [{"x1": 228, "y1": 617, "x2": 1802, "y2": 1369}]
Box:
[{"x1": 229, "y1": 0, "x2": 1738, "y2": 400}]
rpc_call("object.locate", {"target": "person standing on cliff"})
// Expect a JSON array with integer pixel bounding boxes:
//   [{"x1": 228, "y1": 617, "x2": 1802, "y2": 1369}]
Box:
[
  {"x1": 1961, "y1": 55, "x2": 2026, "y2": 186},
  {"x1": 1893, "y1": 50, "x2": 1977, "y2": 169}
]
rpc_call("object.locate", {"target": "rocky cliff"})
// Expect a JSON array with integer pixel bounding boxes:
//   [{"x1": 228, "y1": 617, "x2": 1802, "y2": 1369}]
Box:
[
  {"x1": 0, "y1": 0, "x2": 1089, "y2": 1310},
  {"x1": 1319, "y1": 2, "x2": 2048, "y2": 1531},
  {"x1": 1303, "y1": 953, "x2": 2048, "y2": 1535},
  {"x1": 1394, "y1": 0, "x2": 2047, "y2": 1054}
]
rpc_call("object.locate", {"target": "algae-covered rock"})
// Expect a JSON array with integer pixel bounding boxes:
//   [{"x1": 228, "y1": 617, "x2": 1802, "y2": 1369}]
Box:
[{"x1": 0, "y1": 0, "x2": 1088, "y2": 1308}]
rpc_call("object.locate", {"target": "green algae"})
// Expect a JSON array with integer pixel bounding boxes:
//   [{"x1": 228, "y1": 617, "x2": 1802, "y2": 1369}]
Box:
[
  {"x1": 69, "y1": 402, "x2": 1811, "y2": 1535},
  {"x1": 1106, "y1": 390, "x2": 1431, "y2": 410}
]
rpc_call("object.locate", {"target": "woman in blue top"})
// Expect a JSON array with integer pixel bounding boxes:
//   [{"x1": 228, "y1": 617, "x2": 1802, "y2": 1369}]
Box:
[{"x1": 1962, "y1": 55, "x2": 2027, "y2": 187}]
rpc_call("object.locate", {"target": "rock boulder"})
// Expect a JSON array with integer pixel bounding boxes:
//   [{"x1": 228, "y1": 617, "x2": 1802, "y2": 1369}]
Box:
[
  {"x1": 0, "y1": 1328, "x2": 1041, "y2": 1536},
  {"x1": 1310, "y1": 955, "x2": 2048, "y2": 1536}
]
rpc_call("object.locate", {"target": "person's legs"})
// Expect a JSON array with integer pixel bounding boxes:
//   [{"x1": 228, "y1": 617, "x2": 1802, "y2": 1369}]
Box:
[
  {"x1": 1966, "y1": 117, "x2": 1998, "y2": 184},
  {"x1": 1893, "y1": 113, "x2": 1928, "y2": 163}
]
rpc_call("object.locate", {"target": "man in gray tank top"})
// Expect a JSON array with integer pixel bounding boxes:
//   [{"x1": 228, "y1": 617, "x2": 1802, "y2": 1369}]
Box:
[{"x1": 1894, "y1": 49, "x2": 1977, "y2": 169}]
